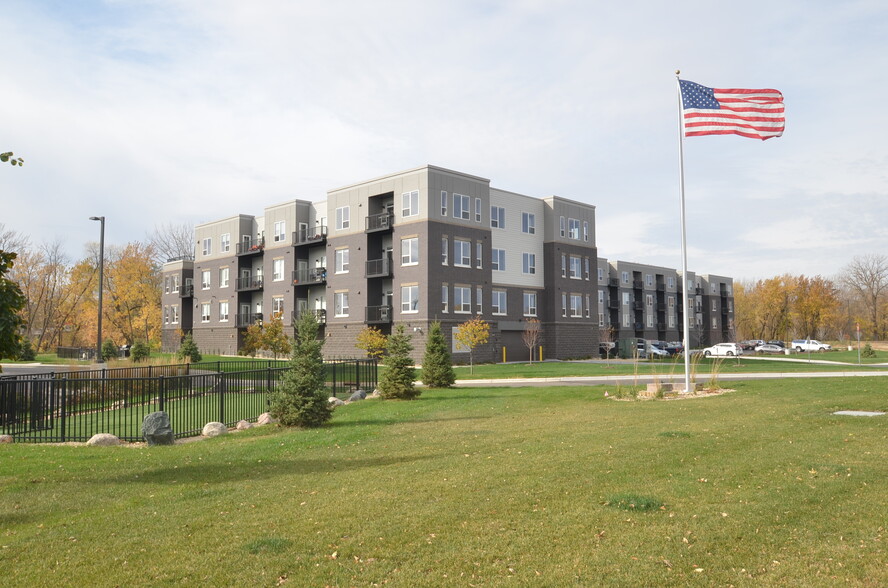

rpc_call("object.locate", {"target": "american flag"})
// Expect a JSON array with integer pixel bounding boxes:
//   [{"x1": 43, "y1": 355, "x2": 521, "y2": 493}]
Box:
[{"x1": 680, "y1": 79, "x2": 785, "y2": 140}]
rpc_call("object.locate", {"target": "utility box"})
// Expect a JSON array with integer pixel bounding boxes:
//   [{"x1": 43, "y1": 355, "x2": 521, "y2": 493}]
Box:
[{"x1": 618, "y1": 338, "x2": 647, "y2": 360}]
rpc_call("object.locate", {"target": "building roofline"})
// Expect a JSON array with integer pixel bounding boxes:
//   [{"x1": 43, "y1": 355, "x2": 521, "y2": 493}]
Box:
[
  {"x1": 542, "y1": 194, "x2": 596, "y2": 210},
  {"x1": 195, "y1": 213, "x2": 255, "y2": 230},
  {"x1": 328, "y1": 164, "x2": 490, "y2": 194}
]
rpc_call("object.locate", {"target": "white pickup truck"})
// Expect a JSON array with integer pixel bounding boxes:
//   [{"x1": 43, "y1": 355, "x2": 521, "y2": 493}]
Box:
[{"x1": 791, "y1": 339, "x2": 831, "y2": 352}]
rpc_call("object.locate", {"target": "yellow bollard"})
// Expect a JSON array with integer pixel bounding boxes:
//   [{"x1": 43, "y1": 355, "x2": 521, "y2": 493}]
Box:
[
  {"x1": 539, "y1": 346, "x2": 543, "y2": 362},
  {"x1": 503, "y1": 346, "x2": 507, "y2": 363}
]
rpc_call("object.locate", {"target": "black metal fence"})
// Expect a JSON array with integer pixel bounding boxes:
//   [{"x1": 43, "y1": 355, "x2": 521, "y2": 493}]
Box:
[{"x1": 1, "y1": 359, "x2": 377, "y2": 443}]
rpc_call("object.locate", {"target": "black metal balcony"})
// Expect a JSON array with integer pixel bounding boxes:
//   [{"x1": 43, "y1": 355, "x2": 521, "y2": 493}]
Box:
[
  {"x1": 607, "y1": 300, "x2": 620, "y2": 310},
  {"x1": 366, "y1": 305, "x2": 393, "y2": 324},
  {"x1": 236, "y1": 237, "x2": 265, "y2": 256},
  {"x1": 608, "y1": 278, "x2": 620, "y2": 287},
  {"x1": 633, "y1": 280, "x2": 644, "y2": 290},
  {"x1": 365, "y1": 255, "x2": 392, "y2": 278},
  {"x1": 235, "y1": 312, "x2": 263, "y2": 327},
  {"x1": 633, "y1": 322, "x2": 645, "y2": 331},
  {"x1": 657, "y1": 283, "x2": 666, "y2": 291},
  {"x1": 291, "y1": 308, "x2": 327, "y2": 325},
  {"x1": 236, "y1": 275, "x2": 264, "y2": 291},
  {"x1": 365, "y1": 212, "x2": 394, "y2": 233},
  {"x1": 292, "y1": 267, "x2": 327, "y2": 285},
  {"x1": 632, "y1": 301, "x2": 644, "y2": 311},
  {"x1": 293, "y1": 225, "x2": 327, "y2": 246},
  {"x1": 179, "y1": 283, "x2": 194, "y2": 298}
]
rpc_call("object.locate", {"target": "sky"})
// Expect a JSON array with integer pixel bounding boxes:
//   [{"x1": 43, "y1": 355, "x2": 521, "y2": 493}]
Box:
[{"x1": 2, "y1": 0, "x2": 887, "y2": 281}]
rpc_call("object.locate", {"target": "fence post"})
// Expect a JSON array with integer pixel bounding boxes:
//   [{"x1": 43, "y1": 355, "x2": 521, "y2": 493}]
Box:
[
  {"x1": 219, "y1": 373, "x2": 225, "y2": 424},
  {"x1": 158, "y1": 375, "x2": 165, "y2": 412},
  {"x1": 60, "y1": 376, "x2": 67, "y2": 443},
  {"x1": 266, "y1": 367, "x2": 272, "y2": 394}
]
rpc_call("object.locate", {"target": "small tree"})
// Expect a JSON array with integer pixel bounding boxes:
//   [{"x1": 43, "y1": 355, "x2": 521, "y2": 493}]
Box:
[
  {"x1": 599, "y1": 326, "x2": 616, "y2": 366},
  {"x1": 176, "y1": 332, "x2": 202, "y2": 363},
  {"x1": 130, "y1": 340, "x2": 151, "y2": 362},
  {"x1": 422, "y1": 321, "x2": 455, "y2": 388},
  {"x1": 269, "y1": 310, "x2": 331, "y2": 427},
  {"x1": 379, "y1": 324, "x2": 419, "y2": 399},
  {"x1": 522, "y1": 318, "x2": 542, "y2": 364},
  {"x1": 101, "y1": 339, "x2": 118, "y2": 362},
  {"x1": 355, "y1": 325, "x2": 387, "y2": 360},
  {"x1": 261, "y1": 313, "x2": 291, "y2": 359},
  {"x1": 17, "y1": 338, "x2": 36, "y2": 361},
  {"x1": 240, "y1": 322, "x2": 263, "y2": 357},
  {"x1": 0, "y1": 251, "x2": 26, "y2": 368},
  {"x1": 453, "y1": 316, "x2": 490, "y2": 374}
]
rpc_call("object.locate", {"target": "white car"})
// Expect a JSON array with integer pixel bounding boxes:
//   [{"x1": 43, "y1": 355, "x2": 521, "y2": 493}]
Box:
[
  {"x1": 702, "y1": 343, "x2": 743, "y2": 357},
  {"x1": 791, "y1": 339, "x2": 831, "y2": 352}
]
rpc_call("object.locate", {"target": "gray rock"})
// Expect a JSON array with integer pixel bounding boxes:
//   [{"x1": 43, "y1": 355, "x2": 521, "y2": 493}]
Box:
[
  {"x1": 257, "y1": 412, "x2": 277, "y2": 425},
  {"x1": 142, "y1": 411, "x2": 175, "y2": 446},
  {"x1": 236, "y1": 420, "x2": 253, "y2": 430},
  {"x1": 328, "y1": 397, "x2": 346, "y2": 407},
  {"x1": 348, "y1": 389, "x2": 367, "y2": 402},
  {"x1": 0, "y1": 434, "x2": 13, "y2": 444},
  {"x1": 87, "y1": 433, "x2": 121, "y2": 446},
  {"x1": 202, "y1": 422, "x2": 228, "y2": 437}
]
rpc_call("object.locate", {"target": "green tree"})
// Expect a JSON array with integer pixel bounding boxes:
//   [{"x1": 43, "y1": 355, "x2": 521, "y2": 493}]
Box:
[
  {"x1": 0, "y1": 251, "x2": 26, "y2": 367},
  {"x1": 101, "y1": 339, "x2": 118, "y2": 362},
  {"x1": 379, "y1": 324, "x2": 419, "y2": 399},
  {"x1": 453, "y1": 316, "x2": 490, "y2": 374},
  {"x1": 268, "y1": 309, "x2": 331, "y2": 427},
  {"x1": 130, "y1": 340, "x2": 150, "y2": 362},
  {"x1": 176, "y1": 332, "x2": 202, "y2": 363},
  {"x1": 261, "y1": 313, "x2": 291, "y2": 359},
  {"x1": 421, "y1": 321, "x2": 455, "y2": 388},
  {"x1": 355, "y1": 325, "x2": 387, "y2": 360},
  {"x1": 17, "y1": 338, "x2": 36, "y2": 361}
]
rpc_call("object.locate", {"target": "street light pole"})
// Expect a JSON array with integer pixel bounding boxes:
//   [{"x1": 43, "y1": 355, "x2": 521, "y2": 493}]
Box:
[{"x1": 89, "y1": 216, "x2": 105, "y2": 363}]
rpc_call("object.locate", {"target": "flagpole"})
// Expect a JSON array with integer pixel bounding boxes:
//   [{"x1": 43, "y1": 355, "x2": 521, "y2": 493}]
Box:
[{"x1": 676, "y1": 70, "x2": 692, "y2": 394}]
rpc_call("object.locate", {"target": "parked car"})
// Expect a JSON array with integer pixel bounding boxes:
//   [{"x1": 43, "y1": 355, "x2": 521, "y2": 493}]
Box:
[
  {"x1": 702, "y1": 342, "x2": 743, "y2": 357},
  {"x1": 740, "y1": 340, "x2": 764, "y2": 351},
  {"x1": 791, "y1": 339, "x2": 832, "y2": 352},
  {"x1": 648, "y1": 343, "x2": 669, "y2": 358},
  {"x1": 767, "y1": 340, "x2": 786, "y2": 348},
  {"x1": 666, "y1": 341, "x2": 684, "y2": 356},
  {"x1": 754, "y1": 343, "x2": 784, "y2": 354}
]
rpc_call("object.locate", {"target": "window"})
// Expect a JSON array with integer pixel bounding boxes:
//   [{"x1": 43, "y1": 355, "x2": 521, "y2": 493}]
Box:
[
  {"x1": 646, "y1": 274, "x2": 653, "y2": 287},
  {"x1": 171, "y1": 305, "x2": 179, "y2": 324},
  {"x1": 220, "y1": 267, "x2": 229, "y2": 288},
  {"x1": 712, "y1": 317, "x2": 718, "y2": 329},
  {"x1": 401, "y1": 237, "x2": 419, "y2": 265},
  {"x1": 221, "y1": 233, "x2": 230, "y2": 252},
  {"x1": 622, "y1": 271, "x2": 629, "y2": 283},
  {"x1": 647, "y1": 313, "x2": 654, "y2": 328},
  {"x1": 475, "y1": 198, "x2": 482, "y2": 222},
  {"x1": 163, "y1": 306, "x2": 168, "y2": 324},
  {"x1": 711, "y1": 283, "x2": 717, "y2": 293},
  {"x1": 562, "y1": 293, "x2": 567, "y2": 317},
  {"x1": 569, "y1": 256, "x2": 581, "y2": 279},
  {"x1": 441, "y1": 191, "x2": 448, "y2": 216},
  {"x1": 598, "y1": 290, "x2": 605, "y2": 305},
  {"x1": 164, "y1": 277, "x2": 170, "y2": 294},
  {"x1": 442, "y1": 285, "x2": 448, "y2": 313},
  {"x1": 598, "y1": 312, "x2": 604, "y2": 327},
  {"x1": 598, "y1": 267, "x2": 604, "y2": 282},
  {"x1": 669, "y1": 296, "x2": 675, "y2": 308},
  {"x1": 201, "y1": 302, "x2": 211, "y2": 322},
  {"x1": 491, "y1": 249, "x2": 505, "y2": 271},
  {"x1": 622, "y1": 292, "x2": 630, "y2": 306},
  {"x1": 522, "y1": 212, "x2": 535, "y2": 234},
  {"x1": 668, "y1": 276, "x2": 675, "y2": 288},
  {"x1": 568, "y1": 218, "x2": 580, "y2": 239},
  {"x1": 201, "y1": 270, "x2": 211, "y2": 290},
  {"x1": 219, "y1": 301, "x2": 229, "y2": 322},
  {"x1": 712, "y1": 300, "x2": 718, "y2": 311},
  {"x1": 454, "y1": 194, "x2": 470, "y2": 220},
  {"x1": 476, "y1": 286, "x2": 482, "y2": 313},
  {"x1": 273, "y1": 259, "x2": 284, "y2": 281},
  {"x1": 623, "y1": 313, "x2": 630, "y2": 327},
  {"x1": 454, "y1": 286, "x2": 471, "y2": 313},
  {"x1": 454, "y1": 239, "x2": 471, "y2": 267},
  {"x1": 560, "y1": 216, "x2": 565, "y2": 237},
  {"x1": 441, "y1": 237, "x2": 448, "y2": 265},
  {"x1": 668, "y1": 314, "x2": 675, "y2": 328},
  {"x1": 490, "y1": 206, "x2": 505, "y2": 228},
  {"x1": 561, "y1": 254, "x2": 566, "y2": 278},
  {"x1": 583, "y1": 221, "x2": 589, "y2": 242},
  {"x1": 334, "y1": 292, "x2": 349, "y2": 317},
  {"x1": 402, "y1": 190, "x2": 419, "y2": 217},
  {"x1": 570, "y1": 295, "x2": 582, "y2": 317},
  {"x1": 274, "y1": 220, "x2": 286, "y2": 242},
  {"x1": 401, "y1": 285, "x2": 419, "y2": 313},
  {"x1": 169, "y1": 276, "x2": 178, "y2": 294},
  {"x1": 523, "y1": 292, "x2": 537, "y2": 317},
  {"x1": 202, "y1": 237, "x2": 212, "y2": 256},
  {"x1": 522, "y1": 253, "x2": 536, "y2": 275},
  {"x1": 492, "y1": 290, "x2": 507, "y2": 315},
  {"x1": 335, "y1": 206, "x2": 350, "y2": 230},
  {"x1": 476, "y1": 242, "x2": 482, "y2": 268},
  {"x1": 335, "y1": 249, "x2": 349, "y2": 274},
  {"x1": 585, "y1": 258, "x2": 590, "y2": 280},
  {"x1": 646, "y1": 294, "x2": 653, "y2": 307},
  {"x1": 586, "y1": 294, "x2": 591, "y2": 318}
]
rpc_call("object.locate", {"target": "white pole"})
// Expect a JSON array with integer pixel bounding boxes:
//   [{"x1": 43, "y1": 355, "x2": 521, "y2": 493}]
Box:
[{"x1": 676, "y1": 71, "x2": 692, "y2": 393}]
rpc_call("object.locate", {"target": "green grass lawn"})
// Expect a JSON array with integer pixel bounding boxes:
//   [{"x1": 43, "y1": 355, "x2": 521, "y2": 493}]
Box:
[{"x1": 2, "y1": 378, "x2": 887, "y2": 586}]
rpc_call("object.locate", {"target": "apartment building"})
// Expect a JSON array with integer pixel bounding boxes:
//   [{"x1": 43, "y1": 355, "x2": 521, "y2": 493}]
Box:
[{"x1": 161, "y1": 165, "x2": 732, "y2": 360}]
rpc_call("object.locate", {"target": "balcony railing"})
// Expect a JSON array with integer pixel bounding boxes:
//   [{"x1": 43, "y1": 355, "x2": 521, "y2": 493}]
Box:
[
  {"x1": 608, "y1": 278, "x2": 620, "y2": 287},
  {"x1": 633, "y1": 322, "x2": 645, "y2": 331},
  {"x1": 292, "y1": 267, "x2": 327, "y2": 285},
  {"x1": 607, "y1": 300, "x2": 619, "y2": 310},
  {"x1": 293, "y1": 225, "x2": 327, "y2": 246},
  {"x1": 632, "y1": 301, "x2": 644, "y2": 311},
  {"x1": 633, "y1": 280, "x2": 644, "y2": 289},
  {"x1": 236, "y1": 237, "x2": 265, "y2": 256},
  {"x1": 365, "y1": 255, "x2": 392, "y2": 278},
  {"x1": 179, "y1": 283, "x2": 194, "y2": 298},
  {"x1": 291, "y1": 308, "x2": 327, "y2": 325},
  {"x1": 365, "y1": 212, "x2": 394, "y2": 233},
  {"x1": 235, "y1": 312, "x2": 263, "y2": 327},
  {"x1": 366, "y1": 305, "x2": 393, "y2": 324},
  {"x1": 236, "y1": 276, "x2": 264, "y2": 291}
]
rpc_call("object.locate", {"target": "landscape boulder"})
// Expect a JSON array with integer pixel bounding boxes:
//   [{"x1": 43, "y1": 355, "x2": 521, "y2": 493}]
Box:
[
  {"x1": 236, "y1": 420, "x2": 253, "y2": 430},
  {"x1": 257, "y1": 412, "x2": 277, "y2": 425},
  {"x1": 329, "y1": 397, "x2": 346, "y2": 407},
  {"x1": 142, "y1": 411, "x2": 175, "y2": 446},
  {"x1": 348, "y1": 389, "x2": 367, "y2": 402},
  {"x1": 87, "y1": 433, "x2": 121, "y2": 446},
  {"x1": 0, "y1": 434, "x2": 13, "y2": 444},
  {"x1": 202, "y1": 422, "x2": 228, "y2": 437}
]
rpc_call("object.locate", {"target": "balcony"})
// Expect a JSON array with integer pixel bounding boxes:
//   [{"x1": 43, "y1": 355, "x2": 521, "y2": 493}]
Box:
[
  {"x1": 236, "y1": 237, "x2": 265, "y2": 256},
  {"x1": 365, "y1": 212, "x2": 394, "y2": 233},
  {"x1": 293, "y1": 225, "x2": 327, "y2": 246},
  {"x1": 291, "y1": 309, "x2": 327, "y2": 325},
  {"x1": 179, "y1": 283, "x2": 194, "y2": 298},
  {"x1": 608, "y1": 278, "x2": 619, "y2": 287},
  {"x1": 235, "y1": 312, "x2": 263, "y2": 327},
  {"x1": 365, "y1": 255, "x2": 393, "y2": 278},
  {"x1": 656, "y1": 283, "x2": 666, "y2": 291},
  {"x1": 292, "y1": 267, "x2": 327, "y2": 286},
  {"x1": 632, "y1": 280, "x2": 644, "y2": 290},
  {"x1": 366, "y1": 305, "x2": 393, "y2": 324},
  {"x1": 236, "y1": 275, "x2": 264, "y2": 291},
  {"x1": 607, "y1": 300, "x2": 620, "y2": 310},
  {"x1": 633, "y1": 322, "x2": 645, "y2": 331},
  {"x1": 632, "y1": 301, "x2": 644, "y2": 311}
]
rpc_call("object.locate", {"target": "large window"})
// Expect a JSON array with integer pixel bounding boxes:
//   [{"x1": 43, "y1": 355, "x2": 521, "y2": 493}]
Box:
[
  {"x1": 561, "y1": 254, "x2": 566, "y2": 278},
  {"x1": 272, "y1": 296, "x2": 284, "y2": 317},
  {"x1": 583, "y1": 221, "x2": 589, "y2": 242},
  {"x1": 273, "y1": 259, "x2": 284, "y2": 281},
  {"x1": 522, "y1": 212, "x2": 535, "y2": 234},
  {"x1": 476, "y1": 242, "x2": 482, "y2": 268},
  {"x1": 491, "y1": 249, "x2": 505, "y2": 271},
  {"x1": 475, "y1": 198, "x2": 482, "y2": 222},
  {"x1": 402, "y1": 190, "x2": 419, "y2": 217},
  {"x1": 201, "y1": 302, "x2": 211, "y2": 323},
  {"x1": 335, "y1": 206, "x2": 350, "y2": 230},
  {"x1": 219, "y1": 267, "x2": 229, "y2": 288},
  {"x1": 476, "y1": 286, "x2": 482, "y2": 313},
  {"x1": 274, "y1": 220, "x2": 286, "y2": 242},
  {"x1": 560, "y1": 216, "x2": 565, "y2": 237},
  {"x1": 202, "y1": 237, "x2": 212, "y2": 256},
  {"x1": 441, "y1": 191, "x2": 448, "y2": 216},
  {"x1": 171, "y1": 305, "x2": 179, "y2": 324},
  {"x1": 221, "y1": 233, "x2": 230, "y2": 252},
  {"x1": 523, "y1": 292, "x2": 537, "y2": 317},
  {"x1": 335, "y1": 249, "x2": 349, "y2": 274},
  {"x1": 401, "y1": 237, "x2": 419, "y2": 265},
  {"x1": 454, "y1": 239, "x2": 471, "y2": 267},
  {"x1": 201, "y1": 270, "x2": 211, "y2": 290},
  {"x1": 585, "y1": 258, "x2": 590, "y2": 280},
  {"x1": 219, "y1": 301, "x2": 229, "y2": 322},
  {"x1": 334, "y1": 292, "x2": 349, "y2": 317},
  {"x1": 453, "y1": 194, "x2": 470, "y2": 219},
  {"x1": 441, "y1": 237, "x2": 448, "y2": 265},
  {"x1": 522, "y1": 253, "x2": 536, "y2": 275},
  {"x1": 441, "y1": 285, "x2": 448, "y2": 313},
  {"x1": 490, "y1": 206, "x2": 506, "y2": 229},
  {"x1": 570, "y1": 295, "x2": 582, "y2": 317},
  {"x1": 568, "y1": 218, "x2": 580, "y2": 239},
  {"x1": 401, "y1": 285, "x2": 419, "y2": 313},
  {"x1": 454, "y1": 286, "x2": 471, "y2": 313},
  {"x1": 492, "y1": 290, "x2": 507, "y2": 315},
  {"x1": 570, "y1": 256, "x2": 581, "y2": 279}
]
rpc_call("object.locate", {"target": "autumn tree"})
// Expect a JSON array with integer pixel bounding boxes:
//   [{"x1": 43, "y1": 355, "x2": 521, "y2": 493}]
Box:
[
  {"x1": 240, "y1": 322, "x2": 263, "y2": 357},
  {"x1": 102, "y1": 242, "x2": 162, "y2": 346},
  {"x1": 792, "y1": 275, "x2": 840, "y2": 339},
  {"x1": 355, "y1": 325, "x2": 387, "y2": 360},
  {"x1": 261, "y1": 313, "x2": 291, "y2": 360},
  {"x1": 522, "y1": 318, "x2": 541, "y2": 363},
  {"x1": 453, "y1": 316, "x2": 490, "y2": 374},
  {"x1": 0, "y1": 251, "x2": 26, "y2": 365},
  {"x1": 841, "y1": 255, "x2": 888, "y2": 339}
]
